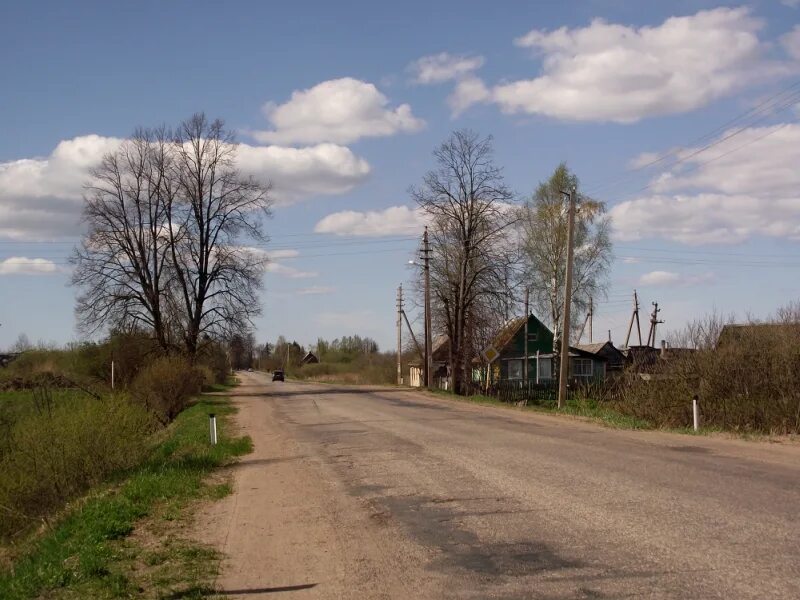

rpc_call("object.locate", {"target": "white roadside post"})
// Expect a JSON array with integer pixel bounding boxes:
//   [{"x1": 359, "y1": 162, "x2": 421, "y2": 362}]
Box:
[
  {"x1": 111, "y1": 359, "x2": 115, "y2": 390},
  {"x1": 692, "y1": 395, "x2": 700, "y2": 432},
  {"x1": 209, "y1": 413, "x2": 218, "y2": 445}
]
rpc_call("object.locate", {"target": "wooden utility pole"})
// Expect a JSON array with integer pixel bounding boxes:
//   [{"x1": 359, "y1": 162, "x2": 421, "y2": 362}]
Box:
[
  {"x1": 396, "y1": 285, "x2": 403, "y2": 385},
  {"x1": 558, "y1": 187, "x2": 577, "y2": 409},
  {"x1": 423, "y1": 226, "x2": 432, "y2": 388},
  {"x1": 524, "y1": 287, "x2": 529, "y2": 384},
  {"x1": 624, "y1": 290, "x2": 643, "y2": 347},
  {"x1": 646, "y1": 302, "x2": 664, "y2": 347}
]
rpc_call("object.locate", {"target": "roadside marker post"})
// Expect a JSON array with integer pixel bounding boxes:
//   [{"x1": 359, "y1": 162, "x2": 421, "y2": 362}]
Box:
[
  {"x1": 692, "y1": 396, "x2": 700, "y2": 432},
  {"x1": 209, "y1": 413, "x2": 218, "y2": 445}
]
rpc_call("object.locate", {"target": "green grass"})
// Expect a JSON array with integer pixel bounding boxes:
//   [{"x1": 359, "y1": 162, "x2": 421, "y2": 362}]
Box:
[
  {"x1": 0, "y1": 388, "x2": 93, "y2": 424},
  {"x1": 432, "y1": 389, "x2": 653, "y2": 430},
  {"x1": 0, "y1": 395, "x2": 252, "y2": 600}
]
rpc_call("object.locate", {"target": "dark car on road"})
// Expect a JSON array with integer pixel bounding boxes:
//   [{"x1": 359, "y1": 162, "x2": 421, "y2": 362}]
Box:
[{"x1": 272, "y1": 369, "x2": 285, "y2": 382}]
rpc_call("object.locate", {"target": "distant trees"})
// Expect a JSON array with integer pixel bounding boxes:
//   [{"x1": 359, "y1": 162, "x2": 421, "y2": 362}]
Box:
[
  {"x1": 518, "y1": 163, "x2": 612, "y2": 352},
  {"x1": 412, "y1": 130, "x2": 517, "y2": 394},
  {"x1": 72, "y1": 114, "x2": 272, "y2": 359}
]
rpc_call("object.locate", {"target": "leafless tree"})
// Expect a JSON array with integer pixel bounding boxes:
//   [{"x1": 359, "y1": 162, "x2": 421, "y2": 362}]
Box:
[
  {"x1": 412, "y1": 130, "x2": 517, "y2": 394},
  {"x1": 72, "y1": 128, "x2": 175, "y2": 350},
  {"x1": 167, "y1": 115, "x2": 272, "y2": 357},
  {"x1": 518, "y1": 163, "x2": 611, "y2": 357},
  {"x1": 72, "y1": 114, "x2": 272, "y2": 358}
]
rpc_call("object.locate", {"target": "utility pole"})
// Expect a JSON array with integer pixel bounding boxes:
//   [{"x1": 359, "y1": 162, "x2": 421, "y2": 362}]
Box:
[
  {"x1": 588, "y1": 297, "x2": 593, "y2": 344},
  {"x1": 558, "y1": 187, "x2": 577, "y2": 410},
  {"x1": 646, "y1": 302, "x2": 664, "y2": 347},
  {"x1": 624, "y1": 290, "x2": 642, "y2": 348},
  {"x1": 423, "y1": 226, "x2": 432, "y2": 388},
  {"x1": 396, "y1": 284, "x2": 403, "y2": 385},
  {"x1": 524, "y1": 287, "x2": 530, "y2": 384}
]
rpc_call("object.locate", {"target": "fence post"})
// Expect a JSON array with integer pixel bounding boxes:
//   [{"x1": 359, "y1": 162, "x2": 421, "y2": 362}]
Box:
[
  {"x1": 209, "y1": 413, "x2": 218, "y2": 445},
  {"x1": 692, "y1": 395, "x2": 699, "y2": 432}
]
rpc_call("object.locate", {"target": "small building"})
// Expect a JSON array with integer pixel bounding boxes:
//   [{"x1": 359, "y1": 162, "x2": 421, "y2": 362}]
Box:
[
  {"x1": 301, "y1": 351, "x2": 319, "y2": 365},
  {"x1": 575, "y1": 341, "x2": 626, "y2": 373},
  {"x1": 408, "y1": 337, "x2": 449, "y2": 388}
]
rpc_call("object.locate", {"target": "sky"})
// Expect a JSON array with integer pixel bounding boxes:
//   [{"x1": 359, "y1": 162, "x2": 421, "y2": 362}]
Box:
[{"x1": 1, "y1": 0, "x2": 800, "y2": 352}]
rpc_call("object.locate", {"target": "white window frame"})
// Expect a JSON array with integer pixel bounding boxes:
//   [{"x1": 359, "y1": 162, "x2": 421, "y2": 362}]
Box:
[{"x1": 507, "y1": 359, "x2": 523, "y2": 380}]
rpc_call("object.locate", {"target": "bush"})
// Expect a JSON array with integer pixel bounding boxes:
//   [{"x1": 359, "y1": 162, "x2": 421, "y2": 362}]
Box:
[
  {"x1": 611, "y1": 315, "x2": 800, "y2": 433},
  {"x1": 131, "y1": 356, "x2": 204, "y2": 423},
  {"x1": 0, "y1": 393, "x2": 155, "y2": 538}
]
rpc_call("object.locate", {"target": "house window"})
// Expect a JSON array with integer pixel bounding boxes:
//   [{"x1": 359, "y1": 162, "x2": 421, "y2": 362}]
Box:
[
  {"x1": 507, "y1": 359, "x2": 523, "y2": 380},
  {"x1": 572, "y1": 358, "x2": 593, "y2": 377},
  {"x1": 527, "y1": 332, "x2": 538, "y2": 342},
  {"x1": 537, "y1": 357, "x2": 552, "y2": 380}
]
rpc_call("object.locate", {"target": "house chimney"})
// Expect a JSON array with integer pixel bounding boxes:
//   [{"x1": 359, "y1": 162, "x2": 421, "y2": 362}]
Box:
[{"x1": 660, "y1": 339, "x2": 666, "y2": 358}]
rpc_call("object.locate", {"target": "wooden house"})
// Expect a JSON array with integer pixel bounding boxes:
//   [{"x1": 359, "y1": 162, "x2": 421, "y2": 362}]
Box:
[{"x1": 483, "y1": 314, "x2": 610, "y2": 384}]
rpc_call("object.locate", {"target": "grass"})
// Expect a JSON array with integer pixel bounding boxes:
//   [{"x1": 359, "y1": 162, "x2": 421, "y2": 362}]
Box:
[
  {"x1": 0, "y1": 394, "x2": 252, "y2": 599},
  {"x1": 431, "y1": 389, "x2": 653, "y2": 430},
  {"x1": 0, "y1": 388, "x2": 93, "y2": 424}
]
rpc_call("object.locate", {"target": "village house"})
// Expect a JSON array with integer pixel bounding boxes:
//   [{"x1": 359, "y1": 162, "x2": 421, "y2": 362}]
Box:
[{"x1": 481, "y1": 314, "x2": 612, "y2": 385}]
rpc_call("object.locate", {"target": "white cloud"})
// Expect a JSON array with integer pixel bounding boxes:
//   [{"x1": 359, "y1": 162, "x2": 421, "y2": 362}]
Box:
[
  {"x1": 263, "y1": 249, "x2": 299, "y2": 260},
  {"x1": 296, "y1": 285, "x2": 335, "y2": 295},
  {"x1": 638, "y1": 270, "x2": 714, "y2": 287},
  {"x1": 314, "y1": 205, "x2": 427, "y2": 237},
  {"x1": 0, "y1": 136, "x2": 370, "y2": 240},
  {"x1": 0, "y1": 257, "x2": 60, "y2": 276},
  {"x1": 781, "y1": 25, "x2": 800, "y2": 60},
  {"x1": 409, "y1": 52, "x2": 485, "y2": 84},
  {"x1": 485, "y1": 7, "x2": 784, "y2": 122},
  {"x1": 782, "y1": 1, "x2": 800, "y2": 8},
  {"x1": 236, "y1": 142, "x2": 370, "y2": 205},
  {"x1": 611, "y1": 123, "x2": 800, "y2": 244},
  {"x1": 0, "y1": 135, "x2": 123, "y2": 240},
  {"x1": 252, "y1": 78, "x2": 425, "y2": 145},
  {"x1": 448, "y1": 76, "x2": 491, "y2": 116}
]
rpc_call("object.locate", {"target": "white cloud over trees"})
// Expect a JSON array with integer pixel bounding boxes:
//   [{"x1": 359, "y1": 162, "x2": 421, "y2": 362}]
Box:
[{"x1": 252, "y1": 78, "x2": 424, "y2": 145}]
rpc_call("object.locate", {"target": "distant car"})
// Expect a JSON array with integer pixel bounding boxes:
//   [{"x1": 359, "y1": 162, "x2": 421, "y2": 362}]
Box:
[{"x1": 272, "y1": 369, "x2": 285, "y2": 382}]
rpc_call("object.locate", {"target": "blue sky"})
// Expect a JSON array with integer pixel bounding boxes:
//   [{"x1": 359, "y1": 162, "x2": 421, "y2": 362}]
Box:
[{"x1": 1, "y1": 0, "x2": 800, "y2": 351}]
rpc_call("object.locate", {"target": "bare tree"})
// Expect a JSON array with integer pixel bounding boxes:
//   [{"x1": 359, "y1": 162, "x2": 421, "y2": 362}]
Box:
[
  {"x1": 167, "y1": 115, "x2": 272, "y2": 357},
  {"x1": 412, "y1": 130, "x2": 516, "y2": 394},
  {"x1": 72, "y1": 128, "x2": 175, "y2": 350},
  {"x1": 519, "y1": 163, "x2": 611, "y2": 359},
  {"x1": 72, "y1": 114, "x2": 272, "y2": 358}
]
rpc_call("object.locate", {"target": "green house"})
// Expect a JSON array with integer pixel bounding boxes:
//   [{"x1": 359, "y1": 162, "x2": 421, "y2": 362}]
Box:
[{"x1": 483, "y1": 314, "x2": 609, "y2": 383}]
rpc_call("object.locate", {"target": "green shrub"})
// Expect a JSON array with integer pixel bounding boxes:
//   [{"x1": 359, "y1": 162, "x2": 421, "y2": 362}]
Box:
[
  {"x1": 131, "y1": 356, "x2": 204, "y2": 423},
  {"x1": 0, "y1": 394, "x2": 154, "y2": 539}
]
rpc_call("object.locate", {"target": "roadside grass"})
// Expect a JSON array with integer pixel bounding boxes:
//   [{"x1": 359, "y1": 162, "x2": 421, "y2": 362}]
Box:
[
  {"x1": 431, "y1": 389, "x2": 653, "y2": 430},
  {"x1": 202, "y1": 375, "x2": 239, "y2": 394},
  {"x1": 0, "y1": 388, "x2": 91, "y2": 423},
  {"x1": 0, "y1": 394, "x2": 252, "y2": 600}
]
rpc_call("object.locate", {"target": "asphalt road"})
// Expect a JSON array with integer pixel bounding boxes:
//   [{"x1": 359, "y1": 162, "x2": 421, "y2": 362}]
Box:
[{"x1": 203, "y1": 371, "x2": 800, "y2": 599}]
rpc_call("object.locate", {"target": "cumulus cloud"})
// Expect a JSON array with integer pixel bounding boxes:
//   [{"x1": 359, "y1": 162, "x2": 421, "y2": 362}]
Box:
[
  {"x1": 265, "y1": 262, "x2": 317, "y2": 279},
  {"x1": 252, "y1": 78, "x2": 424, "y2": 145},
  {"x1": 236, "y1": 142, "x2": 370, "y2": 205},
  {"x1": 0, "y1": 257, "x2": 60, "y2": 276},
  {"x1": 461, "y1": 7, "x2": 785, "y2": 122},
  {"x1": 0, "y1": 136, "x2": 370, "y2": 240},
  {"x1": 638, "y1": 270, "x2": 714, "y2": 287},
  {"x1": 0, "y1": 135, "x2": 123, "y2": 240},
  {"x1": 611, "y1": 123, "x2": 800, "y2": 244},
  {"x1": 448, "y1": 76, "x2": 491, "y2": 116},
  {"x1": 314, "y1": 205, "x2": 427, "y2": 237},
  {"x1": 409, "y1": 52, "x2": 485, "y2": 84}
]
